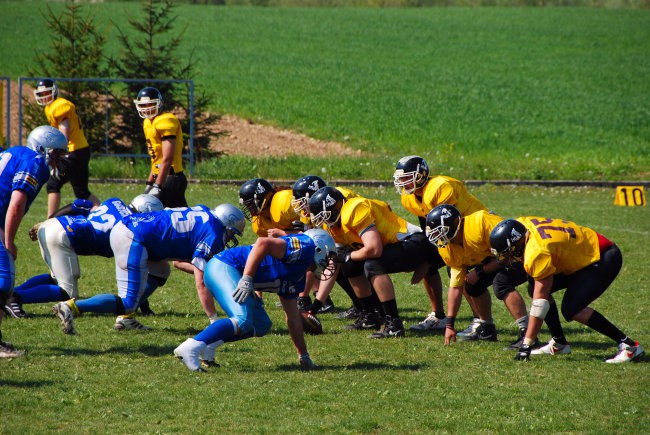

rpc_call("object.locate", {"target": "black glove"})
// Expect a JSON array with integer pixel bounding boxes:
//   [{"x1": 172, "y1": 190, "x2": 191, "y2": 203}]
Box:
[
  {"x1": 515, "y1": 344, "x2": 532, "y2": 361},
  {"x1": 291, "y1": 220, "x2": 306, "y2": 232},
  {"x1": 334, "y1": 246, "x2": 351, "y2": 264}
]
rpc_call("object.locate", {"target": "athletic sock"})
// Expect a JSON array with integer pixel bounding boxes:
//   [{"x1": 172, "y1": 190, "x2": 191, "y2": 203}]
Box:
[{"x1": 585, "y1": 310, "x2": 627, "y2": 344}]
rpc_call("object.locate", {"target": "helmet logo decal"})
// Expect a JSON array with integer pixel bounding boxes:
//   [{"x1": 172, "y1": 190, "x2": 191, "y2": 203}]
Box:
[
  {"x1": 324, "y1": 194, "x2": 337, "y2": 207},
  {"x1": 308, "y1": 180, "x2": 320, "y2": 192},
  {"x1": 508, "y1": 227, "x2": 523, "y2": 247}
]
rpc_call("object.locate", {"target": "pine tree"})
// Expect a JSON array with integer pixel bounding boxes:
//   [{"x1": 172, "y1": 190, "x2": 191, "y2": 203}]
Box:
[
  {"x1": 24, "y1": 0, "x2": 108, "y2": 150},
  {"x1": 109, "y1": 0, "x2": 222, "y2": 159}
]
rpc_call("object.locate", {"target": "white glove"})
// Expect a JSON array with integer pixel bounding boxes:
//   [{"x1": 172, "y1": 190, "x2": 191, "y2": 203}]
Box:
[
  {"x1": 232, "y1": 275, "x2": 254, "y2": 304},
  {"x1": 149, "y1": 183, "x2": 162, "y2": 198},
  {"x1": 209, "y1": 314, "x2": 219, "y2": 324},
  {"x1": 144, "y1": 183, "x2": 153, "y2": 194},
  {"x1": 299, "y1": 353, "x2": 317, "y2": 370}
]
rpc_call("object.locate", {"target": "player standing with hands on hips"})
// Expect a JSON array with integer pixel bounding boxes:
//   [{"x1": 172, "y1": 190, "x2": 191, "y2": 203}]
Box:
[
  {"x1": 133, "y1": 87, "x2": 188, "y2": 207},
  {"x1": 33, "y1": 79, "x2": 100, "y2": 217}
]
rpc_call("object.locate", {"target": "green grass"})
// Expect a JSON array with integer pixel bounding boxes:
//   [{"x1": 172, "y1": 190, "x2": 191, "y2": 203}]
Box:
[
  {"x1": 2, "y1": 4, "x2": 649, "y2": 180},
  {"x1": 2, "y1": 183, "x2": 649, "y2": 433}
]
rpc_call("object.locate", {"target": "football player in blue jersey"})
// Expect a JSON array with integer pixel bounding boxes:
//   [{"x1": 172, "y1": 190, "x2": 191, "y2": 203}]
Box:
[
  {"x1": 0, "y1": 126, "x2": 68, "y2": 358},
  {"x1": 173, "y1": 229, "x2": 336, "y2": 372},
  {"x1": 53, "y1": 204, "x2": 245, "y2": 335},
  {"x1": 5, "y1": 195, "x2": 163, "y2": 324}
]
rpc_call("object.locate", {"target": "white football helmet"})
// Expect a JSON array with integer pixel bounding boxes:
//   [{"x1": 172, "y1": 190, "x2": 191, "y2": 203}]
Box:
[
  {"x1": 129, "y1": 194, "x2": 164, "y2": 213},
  {"x1": 213, "y1": 203, "x2": 246, "y2": 249},
  {"x1": 304, "y1": 228, "x2": 336, "y2": 281},
  {"x1": 133, "y1": 87, "x2": 163, "y2": 119},
  {"x1": 33, "y1": 79, "x2": 59, "y2": 106}
]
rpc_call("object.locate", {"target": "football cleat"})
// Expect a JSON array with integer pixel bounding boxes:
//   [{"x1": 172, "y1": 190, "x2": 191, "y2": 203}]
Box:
[
  {"x1": 335, "y1": 306, "x2": 361, "y2": 320},
  {"x1": 318, "y1": 296, "x2": 335, "y2": 314},
  {"x1": 0, "y1": 341, "x2": 26, "y2": 358},
  {"x1": 137, "y1": 299, "x2": 156, "y2": 316},
  {"x1": 344, "y1": 310, "x2": 382, "y2": 331},
  {"x1": 504, "y1": 331, "x2": 540, "y2": 351},
  {"x1": 409, "y1": 312, "x2": 446, "y2": 332},
  {"x1": 53, "y1": 301, "x2": 77, "y2": 335},
  {"x1": 531, "y1": 338, "x2": 571, "y2": 355},
  {"x1": 460, "y1": 322, "x2": 498, "y2": 341},
  {"x1": 457, "y1": 318, "x2": 480, "y2": 337},
  {"x1": 174, "y1": 338, "x2": 207, "y2": 372},
  {"x1": 369, "y1": 315, "x2": 405, "y2": 339},
  {"x1": 4, "y1": 302, "x2": 28, "y2": 319},
  {"x1": 605, "y1": 341, "x2": 644, "y2": 364},
  {"x1": 114, "y1": 316, "x2": 151, "y2": 331}
]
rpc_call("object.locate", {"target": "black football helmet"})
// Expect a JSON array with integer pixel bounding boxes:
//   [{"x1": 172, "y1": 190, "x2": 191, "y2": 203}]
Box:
[
  {"x1": 133, "y1": 87, "x2": 163, "y2": 119},
  {"x1": 425, "y1": 204, "x2": 462, "y2": 248},
  {"x1": 33, "y1": 78, "x2": 59, "y2": 106},
  {"x1": 489, "y1": 219, "x2": 527, "y2": 264},
  {"x1": 292, "y1": 175, "x2": 327, "y2": 217},
  {"x1": 393, "y1": 155, "x2": 430, "y2": 194},
  {"x1": 308, "y1": 186, "x2": 345, "y2": 229},
  {"x1": 238, "y1": 178, "x2": 274, "y2": 221}
]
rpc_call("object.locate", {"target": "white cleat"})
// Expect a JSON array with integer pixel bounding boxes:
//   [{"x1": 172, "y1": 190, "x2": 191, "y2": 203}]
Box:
[
  {"x1": 174, "y1": 338, "x2": 207, "y2": 372},
  {"x1": 605, "y1": 341, "x2": 644, "y2": 364},
  {"x1": 53, "y1": 302, "x2": 77, "y2": 335},
  {"x1": 409, "y1": 312, "x2": 446, "y2": 332},
  {"x1": 531, "y1": 338, "x2": 571, "y2": 355}
]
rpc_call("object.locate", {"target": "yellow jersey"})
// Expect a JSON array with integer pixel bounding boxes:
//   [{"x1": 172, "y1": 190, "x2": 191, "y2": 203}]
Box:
[
  {"x1": 438, "y1": 210, "x2": 503, "y2": 287},
  {"x1": 401, "y1": 175, "x2": 486, "y2": 218},
  {"x1": 143, "y1": 112, "x2": 184, "y2": 175},
  {"x1": 518, "y1": 216, "x2": 601, "y2": 280},
  {"x1": 328, "y1": 197, "x2": 413, "y2": 250},
  {"x1": 252, "y1": 189, "x2": 299, "y2": 237},
  {"x1": 44, "y1": 97, "x2": 88, "y2": 152}
]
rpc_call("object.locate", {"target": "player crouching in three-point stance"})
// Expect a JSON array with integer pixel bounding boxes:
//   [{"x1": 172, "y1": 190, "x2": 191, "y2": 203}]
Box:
[
  {"x1": 489, "y1": 218, "x2": 644, "y2": 363},
  {"x1": 174, "y1": 229, "x2": 336, "y2": 372}
]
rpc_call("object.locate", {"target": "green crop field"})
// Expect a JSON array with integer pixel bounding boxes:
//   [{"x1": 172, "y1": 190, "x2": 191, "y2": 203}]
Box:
[
  {"x1": 1, "y1": 3, "x2": 649, "y2": 181},
  {"x1": 1, "y1": 183, "x2": 648, "y2": 433}
]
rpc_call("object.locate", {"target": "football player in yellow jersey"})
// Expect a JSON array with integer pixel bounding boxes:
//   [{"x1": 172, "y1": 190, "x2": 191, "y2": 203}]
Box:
[
  {"x1": 394, "y1": 155, "x2": 487, "y2": 333},
  {"x1": 308, "y1": 186, "x2": 445, "y2": 338},
  {"x1": 34, "y1": 79, "x2": 100, "y2": 217},
  {"x1": 291, "y1": 175, "x2": 382, "y2": 318},
  {"x1": 239, "y1": 178, "x2": 301, "y2": 237},
  {"x1": 134, "y1": 87, "x2": 188, "y2": 208},
  {"x1": 425, "y1": 205, "x2": 530, "y2": 348},
  {"x1": 490, "y1": 218, "x2": 644, "y2": 363}
]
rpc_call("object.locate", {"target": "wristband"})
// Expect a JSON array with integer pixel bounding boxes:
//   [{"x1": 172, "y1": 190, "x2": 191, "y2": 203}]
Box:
[
  {"x1": 446, "y1": 316, "x2": 456, "y2": 329},
  {"x1": 152, "y1": 183, "x2": 161, "y2": 189}
]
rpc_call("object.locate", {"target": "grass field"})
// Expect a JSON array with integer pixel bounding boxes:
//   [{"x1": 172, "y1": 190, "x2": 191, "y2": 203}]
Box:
[
  {"x1": 1, "y1": 3, "x2": 649, "y2": 181},
  {"x1": 1, "y1": 183, "x2": 648, "y2": 433}
]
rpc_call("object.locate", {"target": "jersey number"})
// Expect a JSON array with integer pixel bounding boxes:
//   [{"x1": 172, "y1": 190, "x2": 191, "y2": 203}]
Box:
[
  {"x1": 529, "y1": 218, "x2": 576, "y2": 240},
  {"x1": 170, "y1": 207, "x2": 210, "y2": 233}
]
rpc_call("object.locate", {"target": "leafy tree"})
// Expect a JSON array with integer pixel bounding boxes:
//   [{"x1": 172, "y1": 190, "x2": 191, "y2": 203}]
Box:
[
  {"x1": 109, "y1": 0, "x2": 222, "y2": 159},
  {"x1": 24, "y1": 0, "x2": 108, "y2": 149}
]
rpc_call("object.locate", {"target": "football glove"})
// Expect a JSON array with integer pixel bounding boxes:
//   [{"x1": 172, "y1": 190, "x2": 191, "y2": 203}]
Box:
[
  {"x1": 334, "y1": 246, "x2": 351, "y2": 264},
  {"x1": 29, "y1": 222, "x2": 41, "y2": 242},
  {"x1": 149, "y1": 183, "x2": 162, "y2": 199},
  {"x1": 143, "y1": 182, "x2": 153, "y2": 194},
  {"x1": 291, "y1": 220, "x2": 306, "y2": 232},
  {"x1": 232, "y1": 275, "x2": 254, "y2": 304},
  {"x1": 515, "y1": 343, "x2": 532, "y2": 361}
]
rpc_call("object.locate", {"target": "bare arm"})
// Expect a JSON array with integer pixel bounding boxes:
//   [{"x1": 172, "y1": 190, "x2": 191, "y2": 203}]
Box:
[
  {"x1": 4, "y1": 190, "x2": 29, "y2": 260},
  {"x1": 280, "y1": 295, "x2": 308, "y2": 357},
  {"x1": 350, "y1": 227, "x2": 383, "y2": 261},
  {"x1": 58, "y1": 118, "x2": 71, "y2": 141},
  {"x1": 155, "y1": 137, "x2": 176, "y2": 187},
  {"x1": 193, "y1": 264, "x2": 217, "y2": 319}
]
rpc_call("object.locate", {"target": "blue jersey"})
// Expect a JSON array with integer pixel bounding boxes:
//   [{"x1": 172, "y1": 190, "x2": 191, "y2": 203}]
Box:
[
  {"x1": 56, "y1": 198, "x2": 133, "y2": 257},
  {"x1": 0, "y1": 147, "x2": 50, "y2": 229},
  {"x1": 123, "y1": 205, "x2": 225, "y2": 269},
  {"x1": 217, "y1": 233, "x2": 315, "y2": 298}
]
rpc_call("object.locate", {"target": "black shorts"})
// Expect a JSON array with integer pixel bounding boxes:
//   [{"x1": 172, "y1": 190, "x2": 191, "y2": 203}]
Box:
[
  {"x1": 157, "y1": 172, "x2": 188, "y2": 208},
  {"x1": 46, "y1": 147, "x2": 92, "y2": 199}
]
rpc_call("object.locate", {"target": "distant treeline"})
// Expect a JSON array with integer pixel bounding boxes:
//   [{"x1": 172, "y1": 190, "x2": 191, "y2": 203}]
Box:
[{"x1": 176, "y1": 0, "x2": 649, "y2": 8}]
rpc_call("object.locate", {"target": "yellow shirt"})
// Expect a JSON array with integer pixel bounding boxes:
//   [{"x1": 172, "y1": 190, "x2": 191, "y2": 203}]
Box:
[
  {"x1": 251, "y1": 189, "x2": 299, "y2": 237},
  {"x1": 518, "y1": 216, "x2": 601, "y2": 280},
  {"x1": 143, "y1": 113, "x2": 184, "y2": 175},
  {"x1": 401, "y1": 175, "x2": 486, "y2": 218},
  {"x1": 328, "y1": 197, "x2": 413, "y2": 250},
  {"x1": 438, "y1": 211, "x2": 503, "y2": 287},
  {"x1": 44, "y1": 97, "x2": 88, "y2": 152}
]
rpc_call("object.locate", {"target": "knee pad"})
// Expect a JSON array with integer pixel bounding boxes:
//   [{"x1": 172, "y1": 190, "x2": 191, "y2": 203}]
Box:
[
  {"x1": 492, "y1": 282, "x2": 514, "y2": 301},
  {"x1": 530, "y1": 298, "x2": 550, "y2": 319},
  {"x1": 465, "y1": 282, "x2": 488, "y2": 297},
  {"x1": 364, "y1": 259, "x2": 386, "y2": 279},
  {"x1": 342, "y1": 259, "x2": 365, "y2": 279}
]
